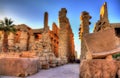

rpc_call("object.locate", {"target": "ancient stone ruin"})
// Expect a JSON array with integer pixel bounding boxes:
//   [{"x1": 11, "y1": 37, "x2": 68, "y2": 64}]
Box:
[
  {"x1": 93, "y1": 2, "x2": 111, "y2": 32},
  {"x1": 58, "y1": 8, "x2": 75, "y2": 62},
  {"x1": 79, "y1": 2, "x2": 120, "y2": 78},
  {"x1": 0, "y1": 8, "x2": 76, "y2": 77},
  {"x1": 79, "y1": 11, "x2": 91, "y2": 60}
]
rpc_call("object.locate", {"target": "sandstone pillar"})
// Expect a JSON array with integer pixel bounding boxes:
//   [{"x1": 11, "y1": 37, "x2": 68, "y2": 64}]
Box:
[
  {"x1": 79, "y1": 11, "x2": 91, "y2": 60},
  {"x1": 44, "y1": 12, "x2": 49, "y2": 31},
  {"x1": 58, "y1": 8, "x2": 69, "y2": 60},
  {"x1": 58, "y1": 8, "x2": 75, "y2": 62}
]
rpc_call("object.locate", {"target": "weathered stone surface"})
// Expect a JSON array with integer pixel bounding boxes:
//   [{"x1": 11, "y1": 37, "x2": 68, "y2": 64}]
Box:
[
  {"x1": 58, "y1": 8, "x2": 75, "y2": 62},
  {"x1": 84, "y1": 28, "x2": 120, "y2": 59},
  {"x1": 94, "y1": 2, "x2": 111, "y2": 32},
  {"x1": 44, "y1": 12, "x2": 49, "y2": 31},
  {"x1": 0, "y1": 57, "x2": 39, "y2": 77},
  {"x1": 79, "y1": 11, "x2": 91, "y2": 60},
  {"x1": 14, "y1": 24, "x2": 33, "y2": 52},
  {"x1": 0, "y1": 31, "x2": 4, "y2": 52},
  {"x1": 20, "y1": 51, "x2": 37, "y2": 58},
  {"x1": 80, "y1": 59, "x2": 118, "y2": 78}
]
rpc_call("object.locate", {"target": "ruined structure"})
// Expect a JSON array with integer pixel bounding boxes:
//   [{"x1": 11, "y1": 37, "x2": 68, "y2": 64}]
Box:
[
  {"x1": 0, "y1": 8, "x2": 76, "y2": 77},
  {"x1": 79, "y1": 11, "x2": 91, "y2": 60},
  {"x1": 14, "y1": 24, "x2": 34, "y2": 52},
  {"x1": 80, "y1": 2, "x2": 120, "y2": 78},
  {"x1": 94, "y1": 2, "x2": 111, "y2": 32},
  {"x1": 93, "y1": 2, "x2": 120, "y2": 54},
  {"x1": 50, "y1": 23, "x2": 59, "y2": 57},
  {"x1": 58, "y1": 8, "x2": 75, "y2": 62}
]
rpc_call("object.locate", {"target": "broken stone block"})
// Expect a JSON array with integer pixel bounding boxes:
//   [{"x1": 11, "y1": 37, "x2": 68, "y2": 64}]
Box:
[
  {"x1": 84, "y1": 28, "x2": 120, "y2": 59},
  {"x1": 80, "y1": 59, "x2": 118, "y2": 78},
  {"x1": 0, "y1": 57, "x2": 39, "y2": 77}
]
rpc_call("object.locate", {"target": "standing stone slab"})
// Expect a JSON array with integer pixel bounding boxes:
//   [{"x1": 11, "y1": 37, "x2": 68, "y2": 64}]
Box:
[
  {"x1": 84, "y1": 28, "x2": 116, "y2": 53},
  {"x1": 83, "y1": 28, "x2": 120, "y2": 59}
]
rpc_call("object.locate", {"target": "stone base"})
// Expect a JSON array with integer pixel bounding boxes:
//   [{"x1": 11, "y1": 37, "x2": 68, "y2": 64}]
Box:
[
  {"x1": 80, "y1": 59, "x2": 120, "y2": 78},
  {"x1": 42, "y1": 64, "x2": 50, "y2": 69},
  {"x1": 50, "y1": 64, "x2": 56, "y2": 68},
  {"x1": 0, "y1": 57, "x2": 39, "y2": 77}
]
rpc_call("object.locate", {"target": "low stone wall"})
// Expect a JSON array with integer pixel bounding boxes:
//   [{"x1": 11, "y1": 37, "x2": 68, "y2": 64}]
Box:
[
  {"x1": 0, "y1": 57, "x2": 39, "y2": 77},
  {"x1": 0, "y1": 51, "x2": 68, "y2": 77},
  {"x1": 80, "y1": 59, "x2": 120, "y2": 78}
]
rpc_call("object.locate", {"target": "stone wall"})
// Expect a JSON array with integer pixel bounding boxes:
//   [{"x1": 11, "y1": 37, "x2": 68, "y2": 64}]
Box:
[
  {"x1": 50, "y1": 23, "x2": 59, "y2": 57},
  {"x1": 0, "y1": 31, "x2": 3, "y2": 52},
  {"x1": 14, "y1": 24, "x2": 34, "y2": 52},
  {"x1": 8, "y1": 32, "x2": 15, "y2": 52}
]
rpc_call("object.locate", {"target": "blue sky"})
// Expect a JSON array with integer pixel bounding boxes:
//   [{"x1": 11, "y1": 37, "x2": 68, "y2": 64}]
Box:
[{"x1": 0, "y1": 0, "x2": 120, "y2": 57}]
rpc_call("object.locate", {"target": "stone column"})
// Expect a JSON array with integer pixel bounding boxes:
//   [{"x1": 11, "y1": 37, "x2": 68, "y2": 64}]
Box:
[
  {"x1": 58, "y1": 8, "x2": 75, "y2": 63},
  {"x1": 79, "y1": 11, "x2": 91, "y2": 60},
  {"x1": 44, "y1": 12, "x2": 49, "y2": 32},
  {"x1": 58, "y1": 8, "x2": 69, "y2": 60}
]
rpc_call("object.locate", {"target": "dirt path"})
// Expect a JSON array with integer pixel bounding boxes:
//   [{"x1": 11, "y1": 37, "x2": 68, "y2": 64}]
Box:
[{"x1": 0, "y1": 64, "x2": 79, "y2": 78}]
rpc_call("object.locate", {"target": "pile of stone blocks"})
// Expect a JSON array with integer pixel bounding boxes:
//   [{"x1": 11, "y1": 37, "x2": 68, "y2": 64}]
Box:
[
  {"x1": 80, "y1": 28, "x2": 120, "y2": 78},
  {"x1": 38, "y1": 51, "x2": 57, "y2": 69}
]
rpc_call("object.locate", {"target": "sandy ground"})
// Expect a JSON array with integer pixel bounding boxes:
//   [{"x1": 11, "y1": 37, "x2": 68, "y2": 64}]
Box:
[{"x1": 0, "y1": 64, "x2": 79, "y2": 78}]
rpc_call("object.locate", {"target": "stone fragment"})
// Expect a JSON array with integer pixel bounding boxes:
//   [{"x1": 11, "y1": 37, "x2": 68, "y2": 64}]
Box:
[{"x1": 84, "y1": 28, "x2": 120, "y2": 59}]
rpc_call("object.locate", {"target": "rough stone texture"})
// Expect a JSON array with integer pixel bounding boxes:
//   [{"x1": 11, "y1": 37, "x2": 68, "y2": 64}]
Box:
[
  {"x1": 94, "y1": 2, "x2": 111, "y2": 32},
  {"x1": 0, "y1": 31, "x2": 4, "y2": 52},
  {"x1": 1, "y1": 64, "x2": 79, "y2": 78},
  {"x1": 14, "y1": 24, "x2": 34, "y2": 52},
  {"x1": 20, "y1": 51, "x2": 37, "y2": 58},
  {"x1": 58, "y1": 8, "x2": 75, "y2": 62},
  {"x1": 0, "y1": 57, "x2": 39, "y2": 77},
  {"x1": 79, "y1": 11, "x2": 91, "y2": 60},
  {"x1": 50, "y1": 23, "x2": 59, "y2": 57},
  {"x1": 8, "y1": 33, "x2": 15, "y2": 52},
  {"x1": 44, "y1": 12, "x2": 49, "y2": 31},
  {"x1": 84, "y1": 28, "x2": 120, "y2": 59},
  {"x1": 79, "y1": 59, "x2": 120, "y2": 78}
]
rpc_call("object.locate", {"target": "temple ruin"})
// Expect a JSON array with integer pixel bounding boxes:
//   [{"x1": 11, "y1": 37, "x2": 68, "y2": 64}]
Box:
[
  {"x1": 79, "y1": 2, "x2": 120, "y2": 78},
  {"x1": 0, "y1": 8, "x2": 76, "y2": 77}
]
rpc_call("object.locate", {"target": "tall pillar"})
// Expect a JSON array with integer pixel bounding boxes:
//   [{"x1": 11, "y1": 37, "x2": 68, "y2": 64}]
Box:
[
  {"x1": 58, "y1": 8, "x2": 75, "y2": 63},
  {"x1": 44, "y1": 12, "x2": 49, "y2": 31},
  {"x1": 79, "y1": 11, "x2": 91, "y2": 60}
]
